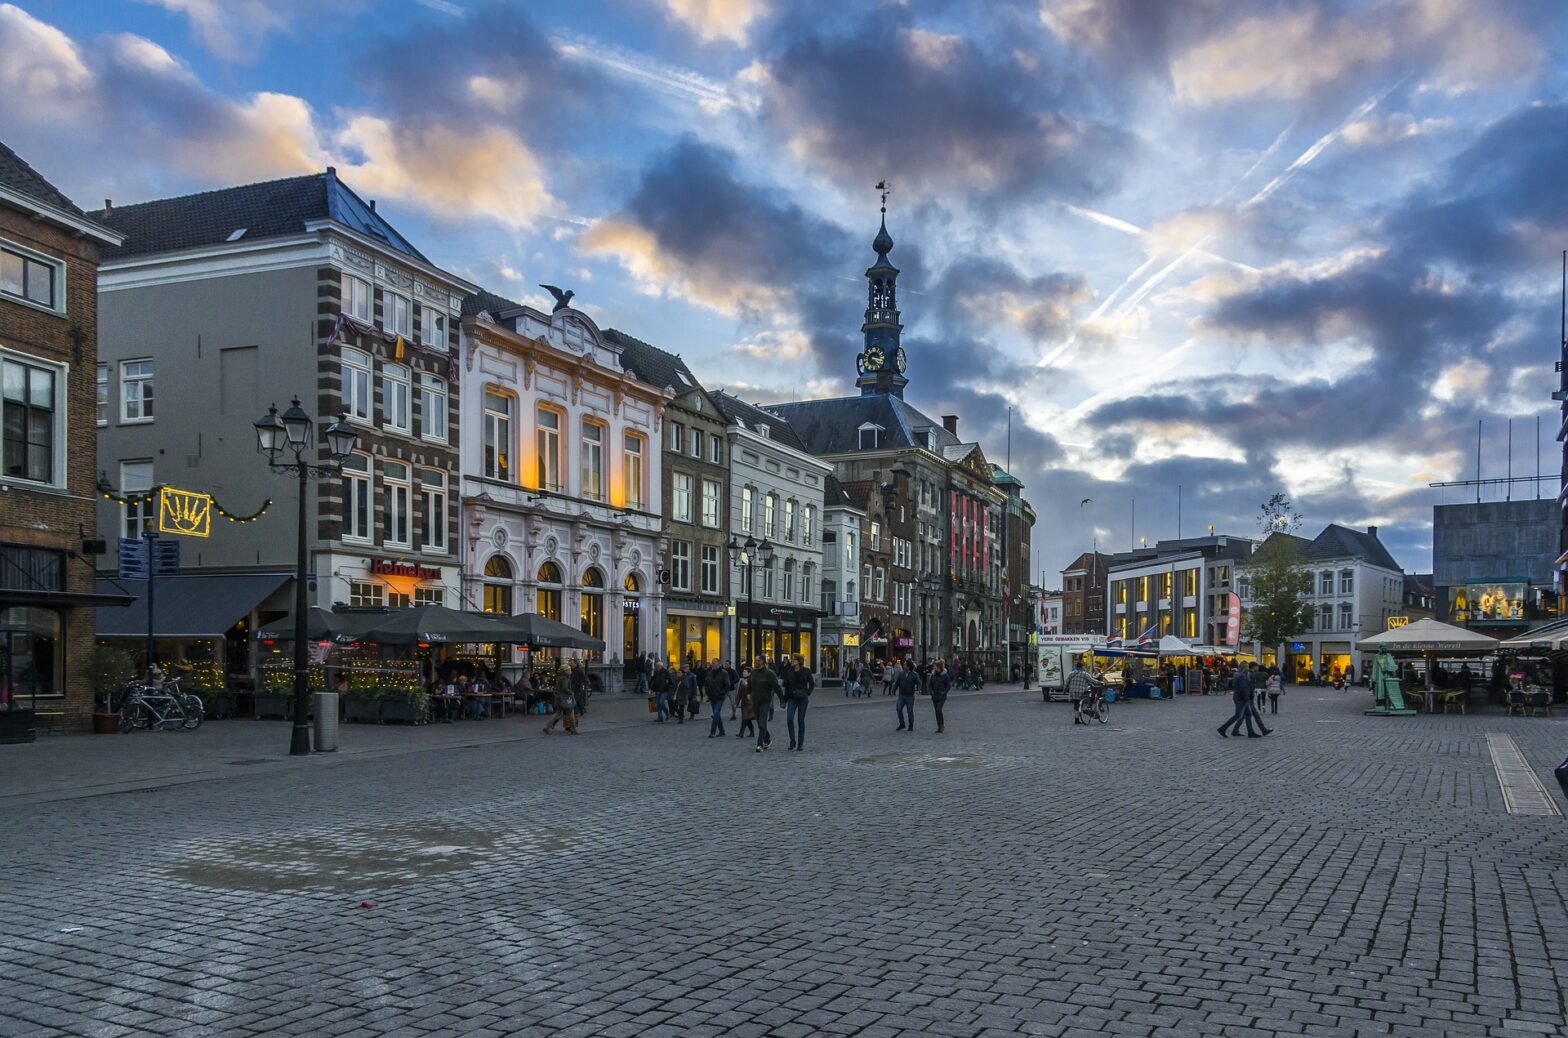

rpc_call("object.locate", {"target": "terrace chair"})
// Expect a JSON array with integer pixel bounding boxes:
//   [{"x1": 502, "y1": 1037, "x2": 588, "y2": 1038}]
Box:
[
  {"x1": 1528, "y1": 690, "x2": 1552, "y2": 718},
  {"x1": 1506, "y1": 688, "x2": 1528, "y2": 717},
  {"x1": 1439, "y1": 689, "x2": 1466, "y2": 715}
]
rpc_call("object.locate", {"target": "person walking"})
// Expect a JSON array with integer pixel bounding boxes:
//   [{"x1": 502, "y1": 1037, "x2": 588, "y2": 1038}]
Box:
[
  {"x1": 736, "y1": 663, "x2": 756, "y2": 739},
  {"x1": 543, "y1": 665, "x2": 570, "y2": 733},
  {"x1": 784, "y1": 654, "x2": 814, "y2": 750},
  {"x1": 927, "y1": 658, "x2": 951, "y2": 733},
  {"x1": 1218, "y1": 663, "x2": 1270, "y2": 737},
  {"x1": 633, "y1": 652, "x2": 651, "y2": 698},
  {"x1": 883, "y1": 658, "x2": 901, "y2": 698},
  {"x1": 671, "y1": 666, "x2": 690, "y2": 723},
  {"x1": 1265, "y1": 666, "x2": 1283, "y2": 714},
  {"x1": 651, "y1": 662, "x2": 673, "y2": 722},
  {"x1": 705, "y1": 659, "x2": 728, "y2": 738},
  {"x1": 686, "y1": 663, "x2": 704, "y2": 720},
  {"x1": 747, "y1": 656, "x2": 782, "y2": 752},
  {"x1": 570, "y1": 662, "x2": 589, "y2": 718},
  {"x1": 894, "y1": 658, "x2": 920, "y2": 731}
]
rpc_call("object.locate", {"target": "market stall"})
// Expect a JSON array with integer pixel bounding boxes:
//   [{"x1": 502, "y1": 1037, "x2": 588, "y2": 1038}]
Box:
[{"x1": 1356, "y1": 618, "x2": 1499, "y2": 714}]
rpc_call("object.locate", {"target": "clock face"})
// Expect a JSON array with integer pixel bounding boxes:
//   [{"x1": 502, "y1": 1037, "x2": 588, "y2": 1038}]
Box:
[
  {"x1": 863, "y1": 344, "x2": 886, "y2": 370},
  {"x1": 894, "y1": 347, "x2": 907, "y2": 373}
]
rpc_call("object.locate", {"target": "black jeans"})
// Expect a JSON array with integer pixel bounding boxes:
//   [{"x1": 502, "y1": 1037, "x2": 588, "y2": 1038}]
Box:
[
  {"x1": 753, "y1": 699, "x2": 771, "y2": 746},
  {"x1": 931, "y1": 694, "x2": 947, "y2": 727}
]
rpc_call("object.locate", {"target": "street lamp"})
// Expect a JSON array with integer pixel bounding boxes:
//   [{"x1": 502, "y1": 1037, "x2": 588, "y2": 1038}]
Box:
[
  {"x1": 254, "y1": 398, "x2": 358, "y2": 756},
  {"x1": 916, "y1": 571, "x2": 938, "y2": 665},
  {"x1": 728, "y1": 534, "x2": 774, "y2": 663}
]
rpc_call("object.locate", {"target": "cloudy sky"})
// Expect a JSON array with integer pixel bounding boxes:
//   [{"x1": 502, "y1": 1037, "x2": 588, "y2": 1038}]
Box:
[{"x1": 4, "y1": 0, "x2": 1566, "y2": 579}]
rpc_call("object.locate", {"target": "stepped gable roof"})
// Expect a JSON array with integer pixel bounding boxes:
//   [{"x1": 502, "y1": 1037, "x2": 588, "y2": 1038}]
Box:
[
  {"x1": 462, "y1": 288, "x2": 524, "y2": 318},
  {"x1": 711, "y1": 391, "x2": 809, "y2": 453},
  {"x1": 0, "y1": 139, "x2": 88, "y2": 217},
  {"x1": 1303, "y1": 524, "x2": 1401, "y2": 572},
  {"x1": 602, "y1": 328, "x2": 702, "y2": 394},
  {"x1": 91, "y1": 170, "x2": 428, "y2": 263},
  {"x1": 764, "y1": 394, "x2": 961, "y2": 454}
]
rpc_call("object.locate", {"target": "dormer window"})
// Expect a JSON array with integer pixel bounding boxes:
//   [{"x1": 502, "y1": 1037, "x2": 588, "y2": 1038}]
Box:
[
  {"x1": 917, "y1": 429, "x2": 935, "y2": 450},
  {"x1": 755, "y1": 423, "x2": 769, "y2": 439},
  {"x1": 858, "y1": 422, "x2": 884, "y2": 450}
]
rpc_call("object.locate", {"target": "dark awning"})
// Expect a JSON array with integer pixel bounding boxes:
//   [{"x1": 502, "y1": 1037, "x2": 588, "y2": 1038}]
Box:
[
  {"x1": 95, "y1": 572, "x2": 291, "y2": 638},
  {"x1": 0, "y1": 588, "x2": 135, "y2": 608}
]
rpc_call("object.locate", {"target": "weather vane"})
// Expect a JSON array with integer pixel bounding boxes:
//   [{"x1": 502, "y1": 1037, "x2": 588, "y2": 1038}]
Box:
[{"x1": 876, "y1": 180, "x2": 889, "y2": 214}]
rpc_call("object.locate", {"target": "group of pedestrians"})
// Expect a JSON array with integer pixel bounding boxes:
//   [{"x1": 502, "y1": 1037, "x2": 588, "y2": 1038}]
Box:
[{"x1": 1218, "y1": 662, "x2": 1278, "y2": 738}]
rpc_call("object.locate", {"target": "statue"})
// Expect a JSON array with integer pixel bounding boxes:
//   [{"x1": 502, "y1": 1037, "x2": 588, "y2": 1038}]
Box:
[
  {"x1": 1365, "y1": 649, "x2": 1416, "y2": 716},
  {"x1": 540, "y1": 284, "x2": 575, "y2": 312}
]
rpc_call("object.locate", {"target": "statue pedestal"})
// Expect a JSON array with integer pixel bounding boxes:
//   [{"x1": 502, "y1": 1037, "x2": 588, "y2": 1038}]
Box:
[{"x1": 1363, "y1": 707, "x2": 1417, "y2": 716}]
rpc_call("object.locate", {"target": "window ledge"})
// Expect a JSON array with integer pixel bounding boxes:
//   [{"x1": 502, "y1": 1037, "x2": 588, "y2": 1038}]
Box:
[
  {"x1": 120, "y1": 417, "x2": 155, "y2": 426},
  {"x1": 1, "y1": 292, "x2": 66, "y2": 319},
  {"x1": 0, "y1": 477, "x2": 71, "y2": 496}
]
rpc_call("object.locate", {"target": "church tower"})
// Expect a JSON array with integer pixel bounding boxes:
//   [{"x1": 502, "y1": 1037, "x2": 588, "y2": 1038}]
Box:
[{"x1": 856, "y1": 184, "x2": 908, "y2": 398}]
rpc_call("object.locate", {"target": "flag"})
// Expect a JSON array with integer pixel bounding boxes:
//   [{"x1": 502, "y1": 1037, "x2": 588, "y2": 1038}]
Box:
[
  {"x1": 323, "y1": 312, "x2": 346, "y2": 348},
  {"x1": 1134, "y1": 623, "x2": 1158, "y2": 646},
  {"x1": 393, "y1": 334, "x2": 406, "y2": 362}
]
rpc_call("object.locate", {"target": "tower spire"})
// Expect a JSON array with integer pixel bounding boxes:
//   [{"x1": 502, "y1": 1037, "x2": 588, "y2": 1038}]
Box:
[{"x1": 856, "y1": 180, "x2": 907, "y2": 398}]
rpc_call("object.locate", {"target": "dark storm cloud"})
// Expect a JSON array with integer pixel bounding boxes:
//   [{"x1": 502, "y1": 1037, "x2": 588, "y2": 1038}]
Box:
[{"x1": 756, "y1": 13, "x2": 1131, "y2": 204}]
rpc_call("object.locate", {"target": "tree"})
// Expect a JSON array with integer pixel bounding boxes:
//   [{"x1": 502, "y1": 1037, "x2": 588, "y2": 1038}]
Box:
[{"x1": 1241, "y1": 494, "x2": 1315, "y2": 652}]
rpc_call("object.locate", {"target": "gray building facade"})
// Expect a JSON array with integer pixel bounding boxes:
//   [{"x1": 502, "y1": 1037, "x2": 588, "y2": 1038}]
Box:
[{"x1": 1433, "y1": 499, "x2": 1560, "y2": 633}]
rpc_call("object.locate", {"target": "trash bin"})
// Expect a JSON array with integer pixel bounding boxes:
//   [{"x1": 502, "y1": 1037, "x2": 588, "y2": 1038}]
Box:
[{"x1": 313, "y1": 692, "x2": 339, "y2": 753}]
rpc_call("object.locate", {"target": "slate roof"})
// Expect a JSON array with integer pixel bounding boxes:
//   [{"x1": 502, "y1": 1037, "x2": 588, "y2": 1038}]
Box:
[
  {"x1": 91, "y1": 170, "x2": 428, "y2": 263},
  {"x1": 602, "y1": 328, "x2": 703, "y2": 394},
  {"x1": 838, "y1": 479, "x2": 875, "y2": 510},
  {"x1": 0, "y1": 139, "x2": 88, "y2": 218},
  {"x1": 710, "y1": 391, "x2": 810, "y2": 453},
  {"x1": 764, "y1": 395, "x2": 961, "y2": 455},
  {"x1": 823, "y1": 473, "x2": 857, "y2": 510},
  {"x1": 462, "y1": 288, "x2": 524, "y2": 318},
  {"x1": 1302, "y1": 524, "x2": 1402, "y2": 572}
]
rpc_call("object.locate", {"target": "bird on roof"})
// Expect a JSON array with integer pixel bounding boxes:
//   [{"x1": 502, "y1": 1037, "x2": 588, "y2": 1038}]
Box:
[{"x1": 540, "y1": 284, "x2": 574, "y2": 312}]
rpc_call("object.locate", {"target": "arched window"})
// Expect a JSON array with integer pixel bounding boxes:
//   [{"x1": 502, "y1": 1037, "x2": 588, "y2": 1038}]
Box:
[
  {"x1": 622, "y1": 572, "x2": 642, "y2": 659},
  {"x1": 802, "y1": 562, "x2": 814, "y2": 605},
  {"x1": 536, "y1": 560, "x2": 562, "y2": 620},
  {"x1": 482, "y1": 555, "x2": 513, "y2": 614},
  {"x1": 623, "y1": 572, "x2": 642, "y2": 593},
  {"x1": 581, "y1": 567, "x2": 605, "y2": 642}
]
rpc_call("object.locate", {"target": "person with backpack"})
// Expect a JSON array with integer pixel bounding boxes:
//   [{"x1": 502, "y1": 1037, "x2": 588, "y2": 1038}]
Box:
[
  {"x1": 927, "y1": 658, "x2": 952, "y2": 733},
  {"x1": 784, "y1": 654, "x2": 814, "y2": 751},
  {"x1": 704, "y1": 659, "x2": 729, "y2": 737},
  {"x1": 747, "y1": 656, "x2": 782, "y2": 752},
  {"x1": 894, "y1": 658, "x2": 920, "y2": 731}
]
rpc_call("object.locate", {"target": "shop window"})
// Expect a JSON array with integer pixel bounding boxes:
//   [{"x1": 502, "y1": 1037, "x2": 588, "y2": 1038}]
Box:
[
  {"x1": 537, "y1": 560, "x2": 563, "y2": 620},
  {"x1": 120, "y1": 359, "x2": 154, "y2": 423},
  {"x1": 341, "y1": 348, "x2": 372, "y2": 422},
  {"x1": 483, "y1": 555, "x2": 513, "y2": 614},
  {"x1": 0, "y1": 606, "x2": 61, "y2": 701}
]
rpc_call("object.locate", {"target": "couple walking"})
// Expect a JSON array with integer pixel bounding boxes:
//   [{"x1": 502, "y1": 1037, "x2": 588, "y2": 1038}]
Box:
[
  {"x1": 894, "y1": 657, "x2": 951, "y2": 733},
  {"x1": 745, "y1": 654, "x2": 813, "y2": 751},
  {"x1": 1218, "y1": 663, "x2": 1273, "y2": 738}
]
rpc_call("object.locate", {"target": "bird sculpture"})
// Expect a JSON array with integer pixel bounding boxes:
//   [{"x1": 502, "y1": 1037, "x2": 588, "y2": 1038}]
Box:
[{"x1": 540, "y1": 284, "x2": 575, "y2": 312}]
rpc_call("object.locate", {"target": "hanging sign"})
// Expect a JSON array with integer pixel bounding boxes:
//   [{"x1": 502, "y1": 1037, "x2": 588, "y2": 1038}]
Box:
[
  {"x1": 1387, "y1": 616, "x2": 1409, "y2": 630},
  {"x1": 158, "y1": 487, "x2": 213, "y2": 537},
  {"x1": 117, "y1": 538, "x2": 148, "y2": 580}
]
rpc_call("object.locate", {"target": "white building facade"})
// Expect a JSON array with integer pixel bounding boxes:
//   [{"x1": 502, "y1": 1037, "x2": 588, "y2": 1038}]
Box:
[
  {"x1": 818, "y1": 476, "x2": 866, "y2": 680},
  {"x1": 458, "y1": 298, "x2": 666, "y2": 691}
]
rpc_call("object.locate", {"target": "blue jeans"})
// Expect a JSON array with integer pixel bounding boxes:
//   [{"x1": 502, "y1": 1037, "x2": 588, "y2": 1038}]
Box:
[
  {"x1": 710, "y1": 699, "x2": 725, "y2": 736},
  {"x1": 787, "y1": 697, "x2": 808, "y2": 746},
  {"x1": 896, "y1": 693, "x2": 915, "y2": 728},
  {"x1": 655, "y1": 692, "x2": 670, "y2": 720},
  {"x1": 1221, "y1": 698, "x2": 1258, "y2": 734}
]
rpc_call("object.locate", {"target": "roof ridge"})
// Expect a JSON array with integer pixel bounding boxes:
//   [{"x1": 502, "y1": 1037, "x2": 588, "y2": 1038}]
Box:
[
  {"x1": 90, "y1": 172, "x2": 322, "y2": 215},
  {"x1": 0, "y1": 139, "x2": 87, "y2": 218}
]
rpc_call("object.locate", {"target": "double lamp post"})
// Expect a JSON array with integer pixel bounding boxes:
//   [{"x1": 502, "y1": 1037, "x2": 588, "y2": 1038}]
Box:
[
  {"x1": 253, "y1": 398, "x2": 358, "y2": 756},
  {"x1": 727, "y1": 534, "x2": 774, "y2": 666}
]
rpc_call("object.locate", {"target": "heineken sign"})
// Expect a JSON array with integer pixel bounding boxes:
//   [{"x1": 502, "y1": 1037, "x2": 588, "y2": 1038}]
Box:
[{"x1": 370, "y1": 559, "x2": 441, "y2": 580}]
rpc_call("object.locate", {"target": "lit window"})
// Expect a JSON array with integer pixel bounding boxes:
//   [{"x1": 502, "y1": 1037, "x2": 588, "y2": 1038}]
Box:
[
  {"x1": 95, "y1": 364, "x2": 107, "y2": 426},
  {"x1": 420, "y1": 468, "x2": 446, "y2": 552},
  {"x1": 580, "y1": 568, "x2": 605, "y2": 640},
  {"x1": 120, "y1": 460, "x2": 153, "y2": 540},
  {"x1": 701, "y1": 479, "x2": 721, "y2": 528},
  {"x1": 483, "y1": 556, "x2": 513, "y2": 614},
  {"x1": 349, "y1": 580, "x2": 384, "y2": 607},
  {"x1": 341, "y1": 453, "x2": 371, "y2": 542},
  {"x1": 484, "y1": 392, "x2": 511, "y2": 481},
  {"x1": 381, "y1": 362, "x2": 410, "y2": 433},
  {"x1": 383, "y1": 461, "x2": 410, "y2": 547},
  {"x1": 341, "y1": 348, "x2": 371, "y2": 421},
  {"x1": 120, "y1": 359, "x2": 154, "y2": 422},
  {"x1": 340, "y1": 273, "x2": 371, "y2": 322},
  {"x1": 1, "y1": 244, "x2": 59, "y2": 310},
  {"x1": 536, "y1": 406, "x2": 561, "y2": 491},
  {"x1": 673, "y1": 473, "x2": 693, "y2": 523},
  {"x1": 581, "y1": 421, "x2": 604, "y2": 501},
  {"x1": 623, "y1": 432, "x2": 645, "y2": 509},
  {"x1": 385, "y1": 292, "x2": 411, "y2": 337},
  {"x1": 701, "y1": 544, "x2": 720, "y2": 594},
  {"x1": 419, "y1": 374, "x2": 447, "y2": 442},
  {"x1": 3, "y1": 357, "x2": 60, "y2": 484}
]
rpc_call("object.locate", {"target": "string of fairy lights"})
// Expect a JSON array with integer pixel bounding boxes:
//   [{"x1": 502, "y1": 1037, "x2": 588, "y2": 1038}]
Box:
[{"x1": 96, "y1": 480, "x2": 273, "y2": 524}]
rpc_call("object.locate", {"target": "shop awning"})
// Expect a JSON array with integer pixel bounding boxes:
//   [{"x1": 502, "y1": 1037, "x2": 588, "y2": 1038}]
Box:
[
  {"x1": 1499, "y1": 617, "x2": 1568, "y2": 651},
  {"x1": 95, "y1": 572, "x2": 291, "y2": 638},
  {"x1": 0, "y1": 587, "x2": 134, "y2": 608}
]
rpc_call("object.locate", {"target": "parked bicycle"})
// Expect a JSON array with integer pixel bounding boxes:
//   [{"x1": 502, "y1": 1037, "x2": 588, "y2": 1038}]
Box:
[
  {"x1": 116, "y1": 674, "x2": 204, "y2": 732},
  {"x1": 1074, "y1": 685, "x2": 1109, "y2": 725}
]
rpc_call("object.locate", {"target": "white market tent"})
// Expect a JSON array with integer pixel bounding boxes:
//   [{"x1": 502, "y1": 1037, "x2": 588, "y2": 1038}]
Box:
[
  {"x1": 1356, "y1": 618, "x2": 1499, "y2": 655},
  {"x1": 1499, "y1": 617, "x2": 1568, "y2": 652},
  {"x1": 1156, "y1": 635, "x2": 1197, "y2": 656}
]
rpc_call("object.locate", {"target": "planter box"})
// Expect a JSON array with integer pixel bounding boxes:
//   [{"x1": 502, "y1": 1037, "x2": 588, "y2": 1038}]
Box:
[
  {"x1": 255, "y1": 693, "x2": 314, "y2": 720},
  {"x1": 0, "y1": 709, "x2": 37, "y2": 744},
  {"x1": 343, "y1": 697, "x2": 381, "y2": 723},
  {"x1": 380, "y1": 696, "x2": 427, "y2": 724},
  {"x1": 200, "y1": 691, "x2": 237, "y2": 720}
]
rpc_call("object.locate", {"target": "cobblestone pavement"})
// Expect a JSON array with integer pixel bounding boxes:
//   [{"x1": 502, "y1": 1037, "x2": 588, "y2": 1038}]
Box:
[{"x1": 4, "y1": 685, "x2": 1568, "y2": 1037}]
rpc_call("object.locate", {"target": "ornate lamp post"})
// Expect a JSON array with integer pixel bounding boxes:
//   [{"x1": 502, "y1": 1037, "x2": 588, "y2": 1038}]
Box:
[
  {"x1": 254, "y1": 398, "x2": 358, "y2": 756},
  {"x1": 916, "y1": 571, "x2": 938, "y2": 665},
  {"x1": 727, "y1": 534, "x2": 774, "y2": 664}
]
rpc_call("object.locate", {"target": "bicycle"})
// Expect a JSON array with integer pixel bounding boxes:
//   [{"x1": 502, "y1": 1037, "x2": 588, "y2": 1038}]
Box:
[
  {"x1": 116, "y1": 675, "x2": 204, "y2": 732},
  {"x1": 1074, "y1": 685, "x2": 1109, "y2": 725}
]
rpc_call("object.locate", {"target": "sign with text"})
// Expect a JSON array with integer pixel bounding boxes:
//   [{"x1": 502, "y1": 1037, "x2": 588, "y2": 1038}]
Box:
[
  {"x1": 151, "y1": 539, "x2": 181, "y2": 575},
  {"x1": 158, "y1": 487, "x2": 212, "y2": 538},
  {"x1": 370, "y1": 559, "x2": 441, "y2": 580},
  {"x1": 117, "y1": 538, "x2": 148, "y2": 580}
]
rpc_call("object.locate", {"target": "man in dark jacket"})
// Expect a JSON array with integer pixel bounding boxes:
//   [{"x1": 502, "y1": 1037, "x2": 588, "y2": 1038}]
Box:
[
  {"x1": 704, "y1": 660, "x2": 729, "y2": 737},
  {"x1": 1218, "y1": 663, "x2": 1270, "y2": 737},
  {"x1": 650, "y1": 662, "x2": 673, "y2": 722},
  {"x1": 783, "y1": 654, "x2": 814, "y2": 751},
  {"x1": 894, "y1": 660, "x2": 920, "y2": 731},
  {"x1": 927, "y1": 659, "x2": 952, "y2": 733},
  {"x1": 747, "y1": 656, "x2": 782, "y2": 752}
]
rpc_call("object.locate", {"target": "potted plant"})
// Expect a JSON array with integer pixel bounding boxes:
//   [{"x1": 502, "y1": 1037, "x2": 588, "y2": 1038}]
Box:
[
  {"x1": 254, "y1": 667, "x2": 323, "y2": 719},
  {"x1": 342, "y1": 672, "x2": 382, "y2": 723},
  {"x1": 86, "y1": 645, "x2": 135, "y2": 735},
  {"x1": 184, "y1": 659, "x2": 234, "y2": 719}
]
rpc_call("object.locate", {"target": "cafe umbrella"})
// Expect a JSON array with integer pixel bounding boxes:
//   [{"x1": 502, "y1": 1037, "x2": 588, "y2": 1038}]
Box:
[
  {"x1": 492, "y1": 611, "x2": 606, "y2": 651},
  {"x1": 347, "y1": 605, "x2": 525, "y2": 646},
  {"x1": 256, "y1": 607, "x2": 379, "y2": 644}
]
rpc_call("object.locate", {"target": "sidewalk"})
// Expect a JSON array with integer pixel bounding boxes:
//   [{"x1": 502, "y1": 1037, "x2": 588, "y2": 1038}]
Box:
[{"x1": 0, "y1": 682, "x2": 1037, "y2": 805}]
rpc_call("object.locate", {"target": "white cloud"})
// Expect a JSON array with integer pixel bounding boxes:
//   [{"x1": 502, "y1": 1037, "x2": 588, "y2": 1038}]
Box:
[
  {"x1": 653, "y1": 0, "x2": 767, "y2": 45},
  {"x1": 137, "y1": 0, "x2": 303, "y2": 63},
  {"x1": 0, "y1": 3, "x2": 90, "y2": 101},
  {"x1": 1173, "y1": 10, "x2": 1393, "y2": 106}
]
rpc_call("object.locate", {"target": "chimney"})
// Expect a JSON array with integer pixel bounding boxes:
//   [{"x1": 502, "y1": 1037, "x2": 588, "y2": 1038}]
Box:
[
  {"x1": 326, "y1": 165, "x2": 337, "y2": 176},
  {"x1": 942, "y1": 414, "x2": 959, "y2": 435},
  {"x1": 369, "y1": 199, "x2": 376, "y2": 212},
  {"x1": 1367, "y1": 525, "x2": 1379, "y2": 538},
  {"x1": 103, "y1": 199, "x2": 112, "y2": 213}
]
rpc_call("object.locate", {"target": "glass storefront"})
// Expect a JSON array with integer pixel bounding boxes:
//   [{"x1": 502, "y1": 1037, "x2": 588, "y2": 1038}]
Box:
[
  {"x1": 665, "y1": 615, "x2": 722, "y2": 666},
  {"x1": 0, "y1": 606, "x2": 61, "y2": 706}
]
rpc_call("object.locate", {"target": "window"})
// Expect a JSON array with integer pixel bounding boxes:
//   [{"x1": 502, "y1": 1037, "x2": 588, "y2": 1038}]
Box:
[
  {"x1": 420, "y1": 469, "x2": 446, "y2": 552},
  {"x1": 784, "y1": 500, "x2": 796, "y2": 541},
  {"x1": 875, "y1": 566, "x2": 886, "y2": 602},
  {"x1": 709, "y1": 434, "x2": 722, "y2": 464},
  {"x1": 741, "y1": 486, "x2": 754, "y2": 533},
  {"x1": 581, "y1": 421, "x2": 605, "y2": 501},
  {"x1": 383, "y1": 461, "x2": 410, "y2": 547},
  {"x1": 762, "y1": 558, "x2": 774, "y2": 598},
  {"x1": 342, "y1": 348, "x2": 371, "y2": 421},
  {"x1": 668, "y1": 421, "x2": 683, "y2": 452},
  {"x1": 340, "y1": 453, "x2": 371, "y2": 542},
  {"x1": 484, "y1": 392, "x2": 511, "y2": 481},
  {"x1": 414, "y1": 587, "x2": 444, "y2": 607},
  {"x1": 671, "y1": 541, "x2": 691, "y2": 591},
  {"x1": 381, "y1": 362, "x2": 410, "y2": 433},
  {"x1": 1340, "y1": 569, "x2": 1354, "y2": 594},
  {"x1": 536, "y1": 560, "x2": 562, "y2": 619},
  {"x1": 690, "y1": 427, "x2": 701, "y2": 458},
  {"x1": 863, "y1": 563, "x2": 872, "y2": 596},
  {"x1": 701, "y1": 544, "x2": 720, "y2": 594},
  {"x1": 802, "y1": 562, "x2": 814, "y2": 604},
  {"x1": 870, "y1": 520, "x2": 881, "y2": 545},
  {"x1": 673, "y1": 473, "x2": 693, "y2": 523},
  {"x1": 783, "y1": 558, "x2": 796, "y2": 600},
  {"x1": 3, "y1": 357, "x2": 59, "y2": 484},
  {"x1": 764, "y1": 493, "x2": 777, "y2": 537},
  {"x1": 96, "y1": 364, "x2": 107, "y2": 426},
  {"x1": 388, "y1": 589, "x2": 412, "y2": 608},
  {"x1": 580, "y1": 568, "x2": 605, "y2": 640},
  {"x1": 803, "y1": 505, "x2": 814, "y2": 545},
  {"x1": 120, "y1": 359, "x2": 154, "y2": 422},
  {"x1": 701, "y1": 479, "x2": 720, "y2": 528},
  {"x1": 340, "y1": 273, "x2": 370, "y2": 322},
  {"x1": 1, "y1": 244, "x2": 58, "y2": 310},
  {"x1": 0, "y1": 606, "x2": 61, "y2": 698},
  {"x1": 1339, "y1": 603, "x2": 1354, "y2": 630},
  {"x1": 422, "y1": 306, "x2": 446, "y2": 347},
  {"x1": 624, "y1": 433, "x2": 645, "y2": 509},
  {"x1": 483, "y1": 555, "x2": 513, "y2": 614},
  {"x1": 349, "y1": 581, "x2": 384, "y2": 607},
  {"x1": 385, "y1": 292, "x2": 411, "y2": 337},
  {"x1": 858, "y1": 423, "x2": 882, "y2": 449},
  {"x1": 120, "y1": 460, "x2": 153, "y2": 540},
  {"x1": 1319, "y1": 604, "x2": 1333, "y2": 631},
  {"x1": 536, "y1": 406, "x2": 561, "y2": 491},
  {"x1": 1320, "y1": 571, "x2": 1334, "y2": 596},
  {"x1": 419, "y1": 375, "x2": 447, "y2": 442}
]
